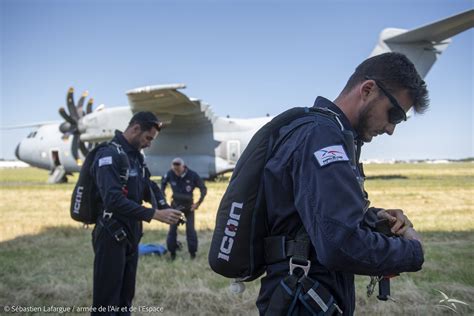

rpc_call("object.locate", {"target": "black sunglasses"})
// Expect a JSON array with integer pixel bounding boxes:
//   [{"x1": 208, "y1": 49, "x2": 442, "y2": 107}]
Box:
[
  {"x1": 172, "y1": 162, "x2": 182, "y2": 166},
  {"x1": 365, "y1": 76, "x2": 407, "y2": 125},
  {"x1": 146, "y1": 120, "x2": 162, "y2": 132}
]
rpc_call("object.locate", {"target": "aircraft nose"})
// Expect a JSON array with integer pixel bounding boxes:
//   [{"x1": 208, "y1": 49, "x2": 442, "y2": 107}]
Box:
[{"x1": 15, "y1": 142, "x2": 21, "y2": 160}]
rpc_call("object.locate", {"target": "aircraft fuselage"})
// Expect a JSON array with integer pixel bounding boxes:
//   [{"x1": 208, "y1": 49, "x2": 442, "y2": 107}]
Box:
[{"x1": 15, "y1": 106, "x2": 272, "y2": 179}]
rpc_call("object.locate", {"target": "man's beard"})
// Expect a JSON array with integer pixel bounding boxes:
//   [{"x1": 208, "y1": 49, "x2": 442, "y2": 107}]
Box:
[
  {"x1": 130, "y1": 133, "x2": 144, "y2": 150},
  {"x1": 355, "y1": 100, "x2": 376, "y2": 142}
]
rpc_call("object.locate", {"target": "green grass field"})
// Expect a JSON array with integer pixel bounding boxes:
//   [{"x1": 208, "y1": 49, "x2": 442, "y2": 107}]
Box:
[{"x1": 0, "y1": 163, "x2": 473, "y2": 315}]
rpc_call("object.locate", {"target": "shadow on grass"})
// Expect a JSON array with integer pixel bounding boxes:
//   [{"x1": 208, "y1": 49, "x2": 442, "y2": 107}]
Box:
[
  {"x1": 0, "y1": 226, "x2": 218, "y2": 312},
  {"x1": 366, "y1": 174, "x2": 408, "y2": 180}
]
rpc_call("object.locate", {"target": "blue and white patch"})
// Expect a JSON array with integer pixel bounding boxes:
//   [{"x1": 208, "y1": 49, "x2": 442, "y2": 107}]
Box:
[
  {"x1": 129, "y1": 168, "x2": 138, "y2": 177},
  {"x1": 98, "y1": 156, "x2": 112, "y2": 167},
  {"x1": 314, "y1": 145, "x2": 349, "y2": 167}
]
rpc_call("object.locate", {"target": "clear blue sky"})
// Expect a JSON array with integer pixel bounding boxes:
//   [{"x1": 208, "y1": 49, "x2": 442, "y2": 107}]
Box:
[{"x1": 1, "y1": 0, "x2": 473, "y2": 160}]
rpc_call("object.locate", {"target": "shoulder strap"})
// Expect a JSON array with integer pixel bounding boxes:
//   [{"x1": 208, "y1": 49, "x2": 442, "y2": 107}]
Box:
[
  {"x1": 264, "y1": 107, "x2": 358, "y2": 266},
  {"x1": 258, "y1": 108, "x2": 327, "y2": 242},
  {"x1": 107, "y1": 141, "x2": 130, "y2": 187},
  {"x1": 108, "y1": 140, "x2": 126, "y2": 155}
]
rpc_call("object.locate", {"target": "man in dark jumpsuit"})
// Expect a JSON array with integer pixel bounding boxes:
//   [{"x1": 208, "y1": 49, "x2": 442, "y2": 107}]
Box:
[
  {"x1": 91, "y1": 111, "x2": 182, "y2": 315},
  {"x1": 257, "y1": 53, "x2": 428, "y2": 315},
  {"x1": 161, "y1": 157, "x2": 207, "y2": 260}
]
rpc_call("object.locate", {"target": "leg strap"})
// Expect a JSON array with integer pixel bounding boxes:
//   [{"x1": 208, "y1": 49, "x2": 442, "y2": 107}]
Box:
[
  {"x1": 298, "y1": 276, "x2": 343, "y2": 315},
  {"x1": 265, "y1": 274, "x2": 300, "y2": 316}
]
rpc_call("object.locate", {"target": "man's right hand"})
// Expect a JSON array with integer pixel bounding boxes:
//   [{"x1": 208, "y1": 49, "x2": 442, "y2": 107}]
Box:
[{"x1": 153, "y1": 208, "x2": 182, "y2": 224}]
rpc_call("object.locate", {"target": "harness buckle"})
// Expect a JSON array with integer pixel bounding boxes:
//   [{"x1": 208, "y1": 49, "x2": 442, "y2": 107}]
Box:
[
  {"x1": 289, "y1": 257, "x2": 311, "y2": 277},
  {"x1": 114, "y1": 229, "x2": 127, "y2": 242},
  {"x1": 103, "y1": 210, "x2": 113, "y2": 220},
  {"x1": 334, "y1": 303, "x2": 343, "y2": 315}
]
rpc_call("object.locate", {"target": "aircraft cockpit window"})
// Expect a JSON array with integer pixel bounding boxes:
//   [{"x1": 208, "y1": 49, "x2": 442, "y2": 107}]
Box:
[{"x1": 27, "y1": 131, "x2": 38, "y2": 138}]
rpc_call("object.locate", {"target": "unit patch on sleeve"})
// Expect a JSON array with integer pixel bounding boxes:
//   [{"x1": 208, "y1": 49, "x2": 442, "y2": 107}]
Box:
[
  {"x1": 314, "y1": 145, "x2": 349, "y2": 167},
  {"x1": 98, "y1": 156, "x2": 113, "y2": 167}
]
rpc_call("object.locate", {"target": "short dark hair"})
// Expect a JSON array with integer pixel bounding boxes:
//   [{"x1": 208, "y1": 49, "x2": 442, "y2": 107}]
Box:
[
  {"x1": 342, "y1": 52, "x2": 429, "y2": 114},
  {"x1": 127, "y1": 111, "x2": 162, "y2": 132}
]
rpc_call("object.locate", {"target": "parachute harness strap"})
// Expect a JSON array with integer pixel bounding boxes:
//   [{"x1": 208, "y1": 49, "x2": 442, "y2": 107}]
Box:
[
  {"x1": 289, "y1": 226, "x2": 311, "y2": 277},
  {"x1": 274, "y1": 227, "x2": 342, "y2": 316}
]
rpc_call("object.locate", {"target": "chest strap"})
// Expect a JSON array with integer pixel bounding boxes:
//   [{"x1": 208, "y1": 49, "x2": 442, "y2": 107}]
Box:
[{"x1": 264, "y1": 227, "x2": 309, "y2": 265}]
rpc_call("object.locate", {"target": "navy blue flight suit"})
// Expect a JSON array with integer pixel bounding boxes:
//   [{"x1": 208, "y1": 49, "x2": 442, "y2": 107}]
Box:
[
  {"x1": 161, "y1": 167, "x2": 207, "y2": 256},
  {"x1": 257, "y1": 97, "x2": 424, "y2": 315},
  {"x1": 91, "y1": 130, "x2": 169, "y2": 315}
]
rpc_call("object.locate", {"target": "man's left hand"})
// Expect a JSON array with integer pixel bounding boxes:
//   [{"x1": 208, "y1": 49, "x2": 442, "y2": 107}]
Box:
[
  {"x1": 376, "y1": 209, "x2": 413, "y2": 236},
  {"x1": 191, "y1": 203, "x2": 199, "y2": 211}
]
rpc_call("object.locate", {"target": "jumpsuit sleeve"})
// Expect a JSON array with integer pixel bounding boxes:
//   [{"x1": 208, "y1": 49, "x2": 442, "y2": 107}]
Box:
[
  {"x1": 290, "y1": 122, "x2": 424, "y2": 276},
  {"x1": 92, "y1": 147, "x2": 155, "y2": 222},
  {"x1": 161, "y1": 172, "x2": 169, "y2": 193},
  {"x1": 149, "y1": 179, "x2": 171, "y2": 209},
  {"x1": 362, "y1": 207, "x2": 385, "y2": 231},
  {"x1": 194, "y1": 172, "x2": 207, "y2": 204}
]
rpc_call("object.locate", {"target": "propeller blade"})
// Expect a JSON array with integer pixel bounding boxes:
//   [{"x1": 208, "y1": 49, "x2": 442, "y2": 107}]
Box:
[
  {"x1": 86, "y1": 98, "x2": 94, "y2": 114},
  {"x1": 58, "y1": 107, "x2": 76, "y2": 126},
  {"x1": 79, "y1": 140, "x2": 89, "y2": 157},
  {"x1": 66, "y1": 87, "x2": 79, "y2": 121},
  {"x1": 71, "y1": 134, "x2": 80, "y2": 160},
  {"x1": 76, "y1": 91, "x2": 88, "y2": 118}
]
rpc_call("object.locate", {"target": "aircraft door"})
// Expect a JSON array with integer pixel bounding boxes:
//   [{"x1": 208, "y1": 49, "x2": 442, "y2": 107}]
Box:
[
  {"x1": 227, "y1": 140, "x2": 241, "y2": 163},
  {"x1": 50, "y1": 149, "x2": 62, "y2": 168}
]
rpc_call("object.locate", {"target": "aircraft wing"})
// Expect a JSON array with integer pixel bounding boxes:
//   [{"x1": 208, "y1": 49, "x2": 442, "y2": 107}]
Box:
[
  {"x1": 126, "y1": 84, "x2": 220, "y2": 178},
  {"x1": 1, "y1": 121, "x2": 60, "y2": 129},
  {"x1": 126, "y1": 84, "x2": 216, "y2": 128},
  {"x1": 370, "y1": 9, "x2": 474, "y2": 78}
]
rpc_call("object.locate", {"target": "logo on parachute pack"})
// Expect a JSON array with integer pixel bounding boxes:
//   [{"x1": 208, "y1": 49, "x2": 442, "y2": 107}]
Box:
[
  {"x1": 217, "y1": 202, "x2": 243, "y2": 262},
  {"x1": 73, "y1": 186, "x2": 84, "y2": 214}
]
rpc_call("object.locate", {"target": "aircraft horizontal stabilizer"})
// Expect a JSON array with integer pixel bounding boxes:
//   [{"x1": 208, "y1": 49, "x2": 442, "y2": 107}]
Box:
[
  {"x1": 386, "y1": 9, "x2": 474, "y2": 43},
  {"x1": 370, "y1": 9, "x2": 474, "y2": 78}
]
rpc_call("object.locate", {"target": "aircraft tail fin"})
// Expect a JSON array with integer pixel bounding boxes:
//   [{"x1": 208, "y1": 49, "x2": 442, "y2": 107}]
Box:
[{"x1": 370, "y1": 9, "x2": 474, "y2": 78}]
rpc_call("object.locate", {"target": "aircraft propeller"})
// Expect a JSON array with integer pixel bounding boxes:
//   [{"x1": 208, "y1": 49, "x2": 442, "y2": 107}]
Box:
[{"x1": 58, "y1": 87, "x2": 94, "y2": 161}]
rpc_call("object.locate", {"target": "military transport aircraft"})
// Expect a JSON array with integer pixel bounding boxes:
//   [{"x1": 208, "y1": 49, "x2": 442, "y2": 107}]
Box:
[{"x1": 10, "y1": 9, "x2": 474, "y2": 183}]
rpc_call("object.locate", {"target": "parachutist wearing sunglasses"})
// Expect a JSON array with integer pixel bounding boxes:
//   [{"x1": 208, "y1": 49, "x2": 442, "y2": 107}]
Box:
[{"x1": 257, "y1": 52, "x2": 428, "y2": 315}]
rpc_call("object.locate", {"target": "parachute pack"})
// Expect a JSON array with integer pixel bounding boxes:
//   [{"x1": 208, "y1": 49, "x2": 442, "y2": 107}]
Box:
[
  {"x1": 70, "y1": 141, "x2": 129, "y2": 225},
  {"x1": 208, "y1": 106, "x2": 352, "y2": 282}
]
